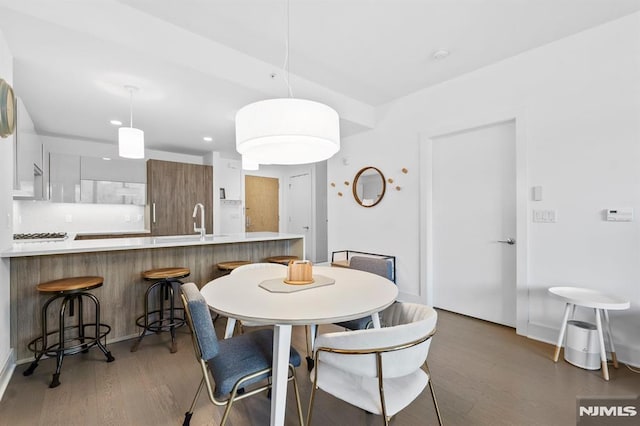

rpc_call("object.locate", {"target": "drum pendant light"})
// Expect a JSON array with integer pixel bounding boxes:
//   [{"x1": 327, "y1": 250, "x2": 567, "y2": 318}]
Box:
[
  {"x1": 235, "y1": 0, "x2": 340, "y2": 165},
  {"x1": 119, "y1": 86, "x2": 144, "y2": 159}
]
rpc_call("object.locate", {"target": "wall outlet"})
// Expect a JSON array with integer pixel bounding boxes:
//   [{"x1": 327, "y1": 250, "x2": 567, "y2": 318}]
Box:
[
  {"x1": 533, "y1": 209, "x2": 557, "y2": 223},
  {"x1": 64, "y1": 214, "x2": 73, "y2": 223},
  {"x1": 124, "y1": 214, "x2": 131, "y2": 222},
  {"x1": 136, "y1": 214, "x2": 143, "y2": 222}
]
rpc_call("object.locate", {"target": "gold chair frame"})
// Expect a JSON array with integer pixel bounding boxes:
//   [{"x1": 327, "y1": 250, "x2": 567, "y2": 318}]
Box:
[
  {"x1": 181, "y1": 293, "x2": 305, "y2": 425},
  {"x1": 307, "y1": 329, "x2": 442, "y2": 426}
]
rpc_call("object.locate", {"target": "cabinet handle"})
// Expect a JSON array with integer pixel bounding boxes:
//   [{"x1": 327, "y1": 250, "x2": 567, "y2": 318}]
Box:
[{"x1": 152, "y1": 203, "x2": 156, "y2": 223}]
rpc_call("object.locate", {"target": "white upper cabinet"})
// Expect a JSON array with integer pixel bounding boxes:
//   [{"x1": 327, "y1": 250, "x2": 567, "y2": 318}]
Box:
[
  {"x1": 49, "y1": 153, "x2": 146, "y2": 205},
  {"x1": 13, "y1": 98, "x2": 44, "y2": 199}
]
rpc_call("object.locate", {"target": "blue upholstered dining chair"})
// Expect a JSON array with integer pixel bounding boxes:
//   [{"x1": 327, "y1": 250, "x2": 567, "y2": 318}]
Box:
[
  {"x1": 308, "y1": 302, "x2": 442, "y2": 426},
  {"x1": 179, "y1": 282, "x2": 304, "y2": 426},
  {"x1": 335, "y1": 256, "x2": 395, "y2": 330}
]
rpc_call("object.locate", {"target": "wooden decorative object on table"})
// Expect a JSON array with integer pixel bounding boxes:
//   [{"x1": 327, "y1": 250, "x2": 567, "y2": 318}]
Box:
[{"x1": 284, "y1": 260, "x2": 314, "y2": 285}]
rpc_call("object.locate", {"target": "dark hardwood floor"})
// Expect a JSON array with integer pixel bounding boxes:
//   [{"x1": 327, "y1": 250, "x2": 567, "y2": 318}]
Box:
[{"x1": 0, "y1": 309, "x2": 638, "y2": 425}]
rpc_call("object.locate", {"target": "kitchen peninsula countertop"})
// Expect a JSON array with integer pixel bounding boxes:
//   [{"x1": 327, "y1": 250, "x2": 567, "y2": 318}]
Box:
[
  {"x1": 8, "y1": 232, "x2": 304, "y2": 362},
  {"x1": 1, "y1": 232, "x2": 304, "y2": 258}
]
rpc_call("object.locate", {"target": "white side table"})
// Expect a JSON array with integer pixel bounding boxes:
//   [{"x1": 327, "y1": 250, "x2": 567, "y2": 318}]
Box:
[{"x1": 548, "y1": 286, "x2": 630, "y2": 380}]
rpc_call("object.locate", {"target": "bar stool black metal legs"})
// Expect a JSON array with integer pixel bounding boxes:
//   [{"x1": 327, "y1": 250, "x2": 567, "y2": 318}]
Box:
[
  {"x1": 23, "y1": 276, "x2": 114, "y2": 388},
  {"x1": 131, "y1": 267, "x2": 190, "y2": 353}
]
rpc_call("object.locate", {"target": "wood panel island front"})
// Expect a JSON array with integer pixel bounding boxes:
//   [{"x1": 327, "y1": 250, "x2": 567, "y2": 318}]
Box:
[{"x1": 2, "y1": 232, "x2": 304, "y2": 362}]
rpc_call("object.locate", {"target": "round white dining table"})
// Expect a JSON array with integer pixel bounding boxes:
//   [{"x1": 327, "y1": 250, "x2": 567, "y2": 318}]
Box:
[{"x1": 200, "y1": 264, "x2": 398, "y2": 426}]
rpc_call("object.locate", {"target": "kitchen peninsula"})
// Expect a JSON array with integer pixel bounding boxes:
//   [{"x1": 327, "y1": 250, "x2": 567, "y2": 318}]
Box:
[{"x1": 2, "y1": 232, "x2": 304, "y2": 362}]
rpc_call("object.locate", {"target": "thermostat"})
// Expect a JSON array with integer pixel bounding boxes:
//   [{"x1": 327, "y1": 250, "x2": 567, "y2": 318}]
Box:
[{"x1": 606, "y1": 208, "x2": 633, "y2": 222}]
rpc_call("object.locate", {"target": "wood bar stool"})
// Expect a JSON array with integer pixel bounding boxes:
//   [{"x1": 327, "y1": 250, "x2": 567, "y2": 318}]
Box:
[
  {"x1": 131, "y1": 267, "x2": 190, "y2": 353},
  {"x1": 216, "y1": 260, "x2": 251, "y2": 274},
  {"x1": 264, "y1": 255, "x2": 299, "y2": 265},
  {"x1": 23, "y1": 276, "x2": 115, "y2": 388}
]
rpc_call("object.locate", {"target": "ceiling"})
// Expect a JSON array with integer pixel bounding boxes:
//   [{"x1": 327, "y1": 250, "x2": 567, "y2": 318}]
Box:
[{"x1": 1, "y1": 0, "x2": 639, "y2": 157}]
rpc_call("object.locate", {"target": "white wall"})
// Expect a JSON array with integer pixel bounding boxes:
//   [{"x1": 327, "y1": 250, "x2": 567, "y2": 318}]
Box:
[
  {"x1": 0, "y1": 29, "x2": 14, "y2": 400},
  {"x1": 13, "y1": 134, "x2": 205, "y2": 234},
  {"x1": 328, "y1": 13, "x2": 640, "y2": 365},
  {"x1": 211, "y1": 153, "x2": 243, "y2": 234},
  {"x1": 211, "y1": 152, "x2": 328, "y2": 261}
]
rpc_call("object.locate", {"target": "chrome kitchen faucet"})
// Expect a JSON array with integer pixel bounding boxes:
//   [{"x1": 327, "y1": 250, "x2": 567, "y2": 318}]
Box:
[{"x1": 192, "y1": 203, "x2": 205, "y2": 239}]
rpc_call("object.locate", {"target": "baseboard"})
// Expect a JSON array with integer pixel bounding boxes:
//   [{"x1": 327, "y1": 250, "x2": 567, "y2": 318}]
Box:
[
  {"x1": 527, "y1": 321, "x2": 640, "y2": 368},
  {"x1": 0, "y1": 348, "x2": 16, "y2": 402}
]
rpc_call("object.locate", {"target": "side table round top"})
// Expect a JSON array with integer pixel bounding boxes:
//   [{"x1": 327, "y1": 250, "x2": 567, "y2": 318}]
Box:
[{"x1": 548, "y1": 286, "x2": 630, "y2": 310}]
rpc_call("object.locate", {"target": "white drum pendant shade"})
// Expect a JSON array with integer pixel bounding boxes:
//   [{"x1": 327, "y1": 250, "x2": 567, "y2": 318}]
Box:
[
  {"x1": 235, "y1": 98, "x2": 340, "y2": 165},
  {"x1": 118, "y1": 127, "x2": 144, "y2": 159}
]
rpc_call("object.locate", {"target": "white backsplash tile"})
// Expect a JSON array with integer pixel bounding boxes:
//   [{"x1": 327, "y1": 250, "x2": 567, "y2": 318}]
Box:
[{"x1": 14, "y1": 200, "x2": 146, "y2": 233}]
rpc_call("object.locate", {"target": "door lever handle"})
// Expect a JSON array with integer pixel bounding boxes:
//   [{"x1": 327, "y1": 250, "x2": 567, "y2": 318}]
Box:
[{"x1": 498, "y1": 238, "x2": 516, "y2": 245}]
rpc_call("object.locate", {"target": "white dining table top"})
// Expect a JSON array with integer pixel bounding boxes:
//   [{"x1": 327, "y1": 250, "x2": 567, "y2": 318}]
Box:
[
  {"x1": 548, "y1": 286, "x2": 630, "y2": 310},
  {"x1": 200, "y1": 265, "x2": 398, "y2": 325}
]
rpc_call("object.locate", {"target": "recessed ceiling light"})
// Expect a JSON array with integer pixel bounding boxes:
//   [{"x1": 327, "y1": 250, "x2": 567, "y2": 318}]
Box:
[
  {"x1": 432, "y1": 49, "x2": 450, "y2": 60},
  {"x1": 102, "y1": 157, "x2": 111, "y2": 161},
  {"x1": 110, "y1": 119, "x2": 122, "y2": 126},
  {"x1": 203, "y1": 136, "x2": 213, "y2": 142}
]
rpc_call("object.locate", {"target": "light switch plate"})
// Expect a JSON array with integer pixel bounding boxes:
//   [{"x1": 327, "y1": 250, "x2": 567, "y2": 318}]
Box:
[
  {"x1": 606, "y1": 208, "x2": 633, "y2": 222},
  {"x1": 533, "y1": 209, "x2": 557, "y2": 223}
]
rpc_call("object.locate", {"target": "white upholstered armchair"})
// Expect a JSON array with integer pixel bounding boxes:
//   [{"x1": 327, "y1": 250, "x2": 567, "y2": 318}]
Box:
[{"x1": 308, "y1": 302, "x2": 442, "y2": 425}]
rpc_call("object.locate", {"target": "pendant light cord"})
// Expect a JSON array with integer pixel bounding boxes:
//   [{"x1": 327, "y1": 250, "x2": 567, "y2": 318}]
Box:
[
  {"x1": 282, "y1": 0, "x2": 294, "y2": 98},
  {"x1": 128, "y1": 87, "x2": 134, "y2": 128}
]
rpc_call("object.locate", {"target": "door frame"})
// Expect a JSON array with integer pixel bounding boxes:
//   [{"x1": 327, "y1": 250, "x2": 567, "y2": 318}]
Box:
[{"x1": 419, "y1": 108, "x2": 529, "y2": 336}]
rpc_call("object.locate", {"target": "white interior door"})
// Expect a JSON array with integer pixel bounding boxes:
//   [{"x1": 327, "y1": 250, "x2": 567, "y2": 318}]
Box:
[
  {"x1": 432, "y1": 120, "x2": 516, "y2": 327},
  {"x1": 288, "y1": 173, "x2": 313, "y2": 261}
]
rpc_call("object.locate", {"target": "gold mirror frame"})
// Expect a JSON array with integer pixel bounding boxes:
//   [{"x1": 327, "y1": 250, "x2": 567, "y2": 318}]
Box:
[
  {"x1": 352, "y1": 166, "x2": 386, "y2": 207},
  {"x1": 0, "y1": 79, "x2": 16, "y2": 138}
]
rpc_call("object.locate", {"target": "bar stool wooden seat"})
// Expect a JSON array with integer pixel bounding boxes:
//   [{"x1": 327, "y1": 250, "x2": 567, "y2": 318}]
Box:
[
  {"x1": 216, "y1": 260, "x2": 251, "y2": 273},
  {"x1": 23, "y1": 276, "x2": 114, "y2": 388},
  {"x1": 131, "y1": 267, "x2": 190, "y2": 353},
  {"x1": 264, "y1": 255, "x2": 299, "y2": 265}
]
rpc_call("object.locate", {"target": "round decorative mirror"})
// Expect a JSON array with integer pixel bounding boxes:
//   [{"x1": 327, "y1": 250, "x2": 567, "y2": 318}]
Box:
[{"x1": 352, "y1": 166, "x2": 386, "y2": 207}]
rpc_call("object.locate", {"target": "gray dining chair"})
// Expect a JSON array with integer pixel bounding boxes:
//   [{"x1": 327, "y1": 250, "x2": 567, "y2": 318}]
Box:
[
  {"x1": 334, "y1": 256, "x2": 395, "y2": 330},
  {"x1": 308, "y1": 302, "x2": 442, "y2": 426},
  {"x1": 179, "y1": 282, "x2": 304, "y2": 426}
]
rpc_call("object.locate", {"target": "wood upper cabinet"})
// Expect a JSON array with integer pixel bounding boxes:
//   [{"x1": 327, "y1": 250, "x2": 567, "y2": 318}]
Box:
[{"x1": 147, "y1": 159, "x2": 213, "y2": 236}]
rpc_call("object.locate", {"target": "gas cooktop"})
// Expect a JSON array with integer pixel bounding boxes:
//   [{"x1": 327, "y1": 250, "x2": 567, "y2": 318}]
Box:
[{"x1": 13, "y1": 232, "x2": 68, "y2": 242}]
